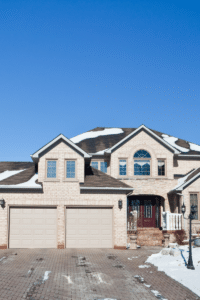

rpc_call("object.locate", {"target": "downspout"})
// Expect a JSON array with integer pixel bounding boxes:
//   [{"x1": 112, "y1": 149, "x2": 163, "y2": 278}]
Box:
[{"x1": 177, "y1": 192, "x2": 185, "y2": 231}]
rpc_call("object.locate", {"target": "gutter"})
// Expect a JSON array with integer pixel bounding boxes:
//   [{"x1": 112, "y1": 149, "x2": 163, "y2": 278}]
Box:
[{"x1": 80, "y1": 187, "x2": 134, "y2": 191}]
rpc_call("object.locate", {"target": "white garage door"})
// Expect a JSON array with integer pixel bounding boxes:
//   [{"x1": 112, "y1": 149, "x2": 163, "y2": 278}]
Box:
[
  {"x1": 66, "y1": 208, "x2": 113, "y2": 248},
  {"x1": 9, "y1": 208, "x2": 57, "y2": 248}
]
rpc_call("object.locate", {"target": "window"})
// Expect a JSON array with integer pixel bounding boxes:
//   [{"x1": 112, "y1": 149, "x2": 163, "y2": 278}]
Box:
[
  {"x1": 100, "y1": 162, "x2": 107, "y2": 173},
  {"x1": 47, "y1": 160, "x2": 57, "y2": 178},
  {"x1": 134, "y1": 150, "x2": 151, "y2": 176},
  {"x1": 91, "y1": 161, "x2": 98, "y2": 169},
  {"x1": 66, "y1": 160, "x2": 76, "y2": 178},
  {"x1": 158, "y1": 160, "x2": 165, "y2": 176},
  {"x1": 190, "y1": 194, "x2": 198, "y2": 220},
  {"x1": 119, "y1": 159, "x2": 127, "y2": 176},
  {"x1": 91, "y1": 161, "x2": 107, "y2": 173}
]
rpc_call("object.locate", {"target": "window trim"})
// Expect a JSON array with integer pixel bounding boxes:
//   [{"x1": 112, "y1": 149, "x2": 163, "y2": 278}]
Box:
[
  {"x1": 189, "y1": 192, "x2": 199, "y2": 221},
  {"x1": 64, "y1": 159, "x2": 77, "y2": 181},
  {"x1": 133, "y1": 150, "x2": 151, "y2": 177},
  {"x1": 90, "y1": 159, "x2": 108, "y2": 174},
  {"x1": 45, "y1": 159, "x2": 59, "y2": 181},
  {"x1": 157, "y1": 158, "x2": 166, "y2": 177},
  {"x1": 119, "y1": 158, "x2": 128, "y2": 176}
]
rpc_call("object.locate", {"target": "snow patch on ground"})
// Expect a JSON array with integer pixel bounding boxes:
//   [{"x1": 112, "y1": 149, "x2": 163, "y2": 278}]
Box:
[
  {"x1": 70, "y1": 128, "x2": 124, "y2": 144},
  {"x1": 42, "y1": 271, "x2": 51, "y2": 283},
  {"x1": 63, "y1": 275, "x2": 73, "y2": 284},
  {"x1": 0, "y1": 174, "x2": 42, "y2": 189},
  {"x1": 138, "y1": 264, "x2": 150, "y2": 268},
  {"x1": 0, "y1": 169, "x2": 25, "y2": 181},
  {"x1": 162, "y1": 134, "x2": 189, "y2": 152},
  {"x1": 0, "y1": 257, "x2": 6, "y2": 262},
  {"x1": 146, "y1": 246, "x2": 200, "y2": 296}
]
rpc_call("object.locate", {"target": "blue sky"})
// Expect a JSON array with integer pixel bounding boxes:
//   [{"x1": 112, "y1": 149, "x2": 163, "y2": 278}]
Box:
[{"x1": 1, "y1": 0, "x2": 200, "y2": 161}]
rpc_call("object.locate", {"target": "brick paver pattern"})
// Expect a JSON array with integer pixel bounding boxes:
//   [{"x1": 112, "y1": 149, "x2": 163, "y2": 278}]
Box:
[{"x1": 0, "y1": 247, "x2": 199, "y2": 300}]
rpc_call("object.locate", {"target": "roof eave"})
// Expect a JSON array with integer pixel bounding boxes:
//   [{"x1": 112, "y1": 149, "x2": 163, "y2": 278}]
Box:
[{"x1": 31, "y1": 134, "x2": 91, "y2": 159}]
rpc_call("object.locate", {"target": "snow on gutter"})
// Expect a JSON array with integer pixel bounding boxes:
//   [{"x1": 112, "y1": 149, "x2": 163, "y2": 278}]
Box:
[
  {"x1": 105, "y1": 125, "x2": 180, "y2": 154},
  {"x1": 173, "y1": 169, "x2": 199, "y2": 191},
  {"x1": 0, "y1": 174, "x2": 42, "y2": 189},
  {"x1": 89, "y1": 148, "x2": 110, "y2": 156},
  {"x1": 0, "y1": 169, "x2": 25, "y2": 181},
  {"x1": 70, "y1": 128, "x2": 124, "y2": 144},
  {"x1": 80, "y1": 187, "x2": 134, "y2": 190}
]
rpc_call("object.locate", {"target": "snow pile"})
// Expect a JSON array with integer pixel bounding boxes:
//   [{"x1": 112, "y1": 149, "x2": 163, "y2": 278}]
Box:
[
  {"x1": 0, "y1": 174, "x2": 42, "y2": 189},
  {"x1": 146, "y1": 245, "x2": 200, "y2": 296},
  {"x1": 162, "y1": 134, "x2": 189, "y2": 153},
  {"x1": 189, "y1": 142, "x2": 200, "y2": 152},
  {"x1": 70, "y1": 128, "x2": 124, "y2": 144},
  {"x1": 0, "y1": 169, "x2": 25, "y2": 181}
]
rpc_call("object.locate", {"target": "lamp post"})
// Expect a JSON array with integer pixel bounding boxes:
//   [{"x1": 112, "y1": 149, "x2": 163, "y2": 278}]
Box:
[{"x1": 181, "y1": 203, "x2": 197, "y2": 270}]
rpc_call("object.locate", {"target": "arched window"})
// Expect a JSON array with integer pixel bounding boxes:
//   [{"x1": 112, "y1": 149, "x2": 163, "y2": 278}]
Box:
[{"x1": 134, "y1": 150, "x2": 151, "y2": 175}]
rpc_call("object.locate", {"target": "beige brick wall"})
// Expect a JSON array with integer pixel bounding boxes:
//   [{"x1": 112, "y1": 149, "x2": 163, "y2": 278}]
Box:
[{"x1": 0, "y1": 140, "x2": 127, "y2": 249}]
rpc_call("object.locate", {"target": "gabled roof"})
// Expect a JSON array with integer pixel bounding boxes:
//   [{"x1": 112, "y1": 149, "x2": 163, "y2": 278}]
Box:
[
  {"x1": 71, "y1": 125, "x2": 200, "y2": 156},
  {"x1": 170, "y1": 168, "x2": 200, "y2": 193},
  {"x1": 80, "y1": 166, "x2": 133, "y2": 192},
  {"x1": 0, "y1": 162, "x2": 42, "y2": 189},
  {"x1": 31, "y1": 134, "x2": 91, "y2": 161}
]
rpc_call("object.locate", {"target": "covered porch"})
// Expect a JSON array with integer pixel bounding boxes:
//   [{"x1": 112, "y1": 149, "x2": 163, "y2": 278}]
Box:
[{"x1": 127, "y1": 194, "x2": 183, "y2": 247}]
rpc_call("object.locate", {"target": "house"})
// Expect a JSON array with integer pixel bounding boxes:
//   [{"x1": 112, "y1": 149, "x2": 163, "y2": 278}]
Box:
[{"x1": 0, "y1": 124, "x2": 200, "y2": 249}]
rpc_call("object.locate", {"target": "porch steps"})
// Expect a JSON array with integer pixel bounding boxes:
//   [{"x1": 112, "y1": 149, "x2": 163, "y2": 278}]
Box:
[{"x1": 136, "y1": 228, "x2": 164, "y2": 246}]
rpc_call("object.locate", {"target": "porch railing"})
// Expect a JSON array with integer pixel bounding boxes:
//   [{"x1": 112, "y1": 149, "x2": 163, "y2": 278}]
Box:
[{"x1": 162, "y1": 212, "x2": 182, "y2": 230}]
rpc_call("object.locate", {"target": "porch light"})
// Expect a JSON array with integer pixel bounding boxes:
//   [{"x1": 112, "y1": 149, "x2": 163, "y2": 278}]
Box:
[
  {"x1": 181, "y1": 202, "x2": 186, "y2": 216},
  {"x1": 118, "y1": 200, "x2": 123, "y2": 210},
  {"x1": 0, "y1": 199, "x2": 5, "y2": 208}
]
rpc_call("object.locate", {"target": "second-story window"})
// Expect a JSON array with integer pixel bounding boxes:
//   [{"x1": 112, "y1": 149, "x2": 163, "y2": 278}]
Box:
[
  {"x1": 158, "y1": 160, "x2": 165, "y2": 176},
  {"x1": 134, "y1": 150, "x2": 151, "y2": 176},
  {"x1": 66, "y1": 160, "x2": 76, "y2": 178},
  {"x1": 47, "y1": 160, "x2": 57, "y2": 178},
  {"x1": 100, "y1": 162, "x2": 107, "y2": 173},
  {"x1": 91, "y1": 161, "x2": 98, "y2": 169},
  {"x1": 119, "y1": 159, "x2": 127, "y2": 176},
  {"x1": 91, "y1": 161, "x2": 107, "y2": 173}
]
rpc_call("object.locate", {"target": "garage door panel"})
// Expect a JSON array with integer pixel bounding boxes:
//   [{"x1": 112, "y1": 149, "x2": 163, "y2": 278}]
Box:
[
  {"x1": 10, "y1": 208, "x2": 57, "y2": 249},
  {"x1": 66, "y1": 208, "x2": 112, "y2": 248}
]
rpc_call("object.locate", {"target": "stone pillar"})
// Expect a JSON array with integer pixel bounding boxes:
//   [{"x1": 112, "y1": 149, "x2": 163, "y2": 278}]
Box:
[
  {"x1": 57, "y1": 205, "x2": 65, "y2": 249},
  {"x1": 163, "y1": 233, "x2": 170, "y2": 248},
  {"x1": 129, "y1": 234, "x2": 137, "y2": 250}
]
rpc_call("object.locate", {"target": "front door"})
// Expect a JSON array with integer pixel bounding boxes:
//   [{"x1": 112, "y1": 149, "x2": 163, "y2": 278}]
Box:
[{"x1": 129, "y1": 197, "x2": 159, "y2": 228}]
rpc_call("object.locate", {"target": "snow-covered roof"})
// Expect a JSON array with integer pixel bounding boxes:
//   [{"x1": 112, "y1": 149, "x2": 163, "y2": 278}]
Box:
[
  {"x1": 70, "y1": 128, "x2": 124, "y2": 144},
  {"x1": 31, "y1": 133, "x2": 91, "y2": 160},
  {"x1": 71, "y1": 125, "x2": 200, "y2": 157},
  {"x1": 0, "y1": 174, "x2": 42, "y2": 189},
  {"x1": 162, "y1": 134, "x2": 189, "y2": 153},
  {"x1": 171, "y1": 168, "x2": 200, "y2": 192},
  {"x1": 0, "y1": 169, "x2": 25, "y2": 181},
  {"x1": 105, "y1": 125, "x2": 180, "y2": 154}
]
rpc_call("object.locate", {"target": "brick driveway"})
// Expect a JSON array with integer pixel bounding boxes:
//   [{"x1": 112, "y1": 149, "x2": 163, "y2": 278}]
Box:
[{"x1": 0, "y1": 247, "x2": 199, "y2": 300}]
